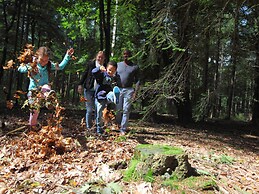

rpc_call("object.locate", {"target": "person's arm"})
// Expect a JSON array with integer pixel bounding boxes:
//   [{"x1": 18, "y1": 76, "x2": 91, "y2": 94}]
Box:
[
  {"x1": 132, "y1": 66, "x2": 140, "y2": 100},
  {"x1": 18, "y1": 64, "x2": 30, "y2": 73},
  {"x1": 52, "y1": 48, "x2": 74, "y2": 70},
  {"x1": 92, "y1": 66, "x2": 104, "y2": 84},
  {"x1": 115, "y1": 73, "x2": 122, "y2": 87}
]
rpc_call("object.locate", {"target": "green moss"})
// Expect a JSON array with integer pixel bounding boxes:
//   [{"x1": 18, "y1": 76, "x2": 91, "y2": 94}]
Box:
[
  {"x1": 124, "y1": 159, "x2": 155, "y2": 182},
  {"x1": 201, "y1": 179, "x2": 217, "y2": 190},
  {"x1": 162, "y1": 176, "x2": 218, "y2": 191},
  {"x1": 124, "y1": 144, "x2": 185, "y2": 182},
  {"x1": 219, "y1": 154, "x2": 235, "y2": 164},
  {"x1": 115, "y1": 135, "x2": 127, "y2": 142},
  {"x1": 183, "y1": 176, "x2": 199, "y2": 187},
  {"x1": 136, "y1": 144, "x2": 184, "y2": 156},
  {"x1": 162, "y1": 179, "x2": 179, "y2": 190},
  {"x1": 123, "y1": 159, "x2": 140, "y2": 181},
  {"x1": 144, "y1": 169, "x2": 154, "y2": 182}
]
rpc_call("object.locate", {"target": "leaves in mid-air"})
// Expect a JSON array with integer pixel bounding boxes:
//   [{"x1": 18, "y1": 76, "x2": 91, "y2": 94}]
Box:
[{"x1": 3, "y1": 60, "x2": 15, "y2": 70}]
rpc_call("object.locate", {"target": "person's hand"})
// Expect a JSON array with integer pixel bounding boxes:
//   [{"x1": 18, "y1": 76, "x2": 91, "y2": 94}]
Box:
[
  {"x1": 78, "y1": 85, "x2": 83, "y2": 94},
  {"x1": 67, "y1": 48, "x2": 74, "y2": 56},
  {"x1": 100, "y1": 65, "x2": 106, "y2": 72}
]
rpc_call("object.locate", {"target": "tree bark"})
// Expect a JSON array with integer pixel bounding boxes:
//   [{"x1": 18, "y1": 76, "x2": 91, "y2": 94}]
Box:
[
  {"x1": 99, "y1": 0, "x2": 104, "y2": 51},
  {"x1": 111, "y1": 0, "x2": 118, "y2": 57},
  {"x1": 252, "y1": 36, "x2": 259, "y2": 127},
  {"x1": 226, "y1": 2, "x2": 239, "y2": 119},
  {"x1": 105, "y1": 0, "x2": 111, "y2": 62},
  {"x1": 251, "y1": 2, "x2": 259, "y2": 128},
  {"x1": 3, "y1": 0, "x2": 18, "y2": 100},
  {"x1": 14, "y1": 0, "x2": 23, "y2": 105},
  {"x1": 174, "y1": 0, "x2": 192, "y2": 123},
  {"x1": 203, "y1": 30, "x2": 210, "y2": 94},
  {"x1": 212, "y1": 18, "x2": 222, "y2": 118},
  {"x1": 99, "y1": 0, "x2": 111, "y2": 62}
]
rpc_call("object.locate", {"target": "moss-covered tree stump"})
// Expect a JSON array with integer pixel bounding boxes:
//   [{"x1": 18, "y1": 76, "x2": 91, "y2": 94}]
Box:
[{"x1": 124, "y1": 144, "x2": 196, "y2": 182}]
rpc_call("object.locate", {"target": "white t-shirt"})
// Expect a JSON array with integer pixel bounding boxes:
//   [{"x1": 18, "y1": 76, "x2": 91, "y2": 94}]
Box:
[{"x1": 94, "y1": 60, "x2": 101, "y2": 90}]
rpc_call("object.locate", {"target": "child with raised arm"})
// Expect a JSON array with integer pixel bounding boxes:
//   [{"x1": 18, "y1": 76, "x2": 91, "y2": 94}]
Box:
[
  {"x1": 92, "y1": 61, "x2": 121, "y2": 135},
  {"x1": 18, "y1": 46, "x2": 74, "y2": 129}
]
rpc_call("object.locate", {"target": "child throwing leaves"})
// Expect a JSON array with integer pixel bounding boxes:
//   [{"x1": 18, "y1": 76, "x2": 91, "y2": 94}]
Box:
[
  {"x1": 92, "y1": 61, "x2": 121, "y2": 135},
  {"x1": 18, "y1": 46, "x2": 74, "y2": 129}
]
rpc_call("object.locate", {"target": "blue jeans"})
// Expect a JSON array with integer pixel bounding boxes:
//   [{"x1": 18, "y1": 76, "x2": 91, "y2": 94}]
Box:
[
  {"x1": 95, "y1": 91, "x2": 116, "y2": 134},
  {"x1": 116, "y1": 88, "x2": 134, "y2": 132},
  {"x1": 84, "y1": 89, "x2": 95, "y2": 129}
]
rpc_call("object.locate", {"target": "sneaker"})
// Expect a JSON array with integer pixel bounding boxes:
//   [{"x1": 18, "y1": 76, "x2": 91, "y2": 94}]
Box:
[
  {"x1": 97, "y1": 128, "x2": 104, "y2": 135},
  {"x1": 45, "y1": 90, "x2": 56, "y2": 99},
  {"x1": 41, "y1": 84, "x2": 51, "y2": 93},
  {"x1": 113, "y1": 86, "x2": 120, "y2": 104},
  {"x1": 119, "y1": 129, "x2": 126, "y2": 136}
]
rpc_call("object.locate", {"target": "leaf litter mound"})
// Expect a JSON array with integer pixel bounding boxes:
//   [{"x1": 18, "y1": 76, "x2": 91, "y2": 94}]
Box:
[{"x1": 0, "y1": 119, "x2": 137, "y2": 193}]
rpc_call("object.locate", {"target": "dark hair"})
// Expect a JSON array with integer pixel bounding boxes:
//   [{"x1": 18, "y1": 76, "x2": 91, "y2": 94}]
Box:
[
  {"x1": 123, "y1": 49, "x2": 132, "y2": 57},
  {"x1": 107, "y1": 60, "x2": 117, "y2": 68}
]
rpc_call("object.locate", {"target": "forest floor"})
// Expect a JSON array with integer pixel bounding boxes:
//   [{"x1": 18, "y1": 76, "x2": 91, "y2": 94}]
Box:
[{"x1": 0, "y1": 107, "x2": 258, "y2": 194}]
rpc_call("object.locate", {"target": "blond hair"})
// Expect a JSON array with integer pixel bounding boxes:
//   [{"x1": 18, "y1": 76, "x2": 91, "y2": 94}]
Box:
[
  {"x1": 35, "y1": 46, "x2": 51, "y2": 76},
  {"x1": 93, "y1": 50, "x2": 105, "y2": 61},
  {"x1": 35, "y1": 46, "x2": 50, "y2": 58}
]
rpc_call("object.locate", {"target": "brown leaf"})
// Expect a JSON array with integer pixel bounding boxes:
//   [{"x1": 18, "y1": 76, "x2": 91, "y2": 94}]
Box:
[
  {"x1": 13, "y1": 93, "x2": 20, "y2": 99},
  {"x1": 79, "y1": 96, "x2": 87, "y2": 102},
  {"x1": 16, "y1": 90, "x2": 27, "y2": 95},
  {"x1": 6, "y1": 100, "x2": 14, "y2": 109},
  {"x1": 71, "y1": 55, "x2": 77, "y2": 60}
]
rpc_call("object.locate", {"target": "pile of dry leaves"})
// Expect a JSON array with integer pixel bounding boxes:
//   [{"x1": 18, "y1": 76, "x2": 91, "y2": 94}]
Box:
[{"x1": 0, "y1": 124, "x2": 138, "y2": 193}]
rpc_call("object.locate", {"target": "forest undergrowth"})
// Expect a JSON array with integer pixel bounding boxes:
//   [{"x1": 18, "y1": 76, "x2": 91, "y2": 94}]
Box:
[{"x1": 0, "y1": 107, "x2": 258, "y2": 194}]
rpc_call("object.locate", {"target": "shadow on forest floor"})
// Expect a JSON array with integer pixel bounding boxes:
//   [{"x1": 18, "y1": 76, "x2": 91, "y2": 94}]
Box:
[
  {"x1": 129, "y1": 113, "x2": 258, "y2": 154},
  {"x1": 1, "y1": 106, "x2": 258, "y2": 155}
]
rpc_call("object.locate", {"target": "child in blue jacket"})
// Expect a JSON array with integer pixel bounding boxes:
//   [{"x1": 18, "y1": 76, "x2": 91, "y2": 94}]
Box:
[
  {"x1": 18, "y1": 46, "x2": 74, "y2": 128},
  {"x1": 92, "y1": 61, "x2": 121, "y2": 134}
]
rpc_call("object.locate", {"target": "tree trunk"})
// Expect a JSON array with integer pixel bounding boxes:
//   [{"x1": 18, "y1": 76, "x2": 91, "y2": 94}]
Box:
[
  {"x1": 252, "y1": 34, "x2": 259, "y2": 127},
  {"x1": 31, "y1": 19, "x2": 36, "y2": 45},
  {"x1": 0, "y1": 64, "x2": 3, "y2": 85},
  {"x1": 25, "y1": 0, "x2": 30, "y2": 43},
  {"x1": 252, "y1": 75, "x2": 259, "y2": 126},
  {"x1": 111, "y1": 0, "x2": 118, "y2": 57},
  {"x1": 99, "y1": 0, "x2": 111, "y2": 62},
  {"x1": 60, "y1": 72, "x2": 66, "y2": 99},
  {"x1": 174, "y1": 1, "x2": 192, "y2": 124},
  {"x1": 212, "y1": 18, "x2": 222, "y2": 118},
  {"x1": 14, "y1": 0, "x2": 23, "y2": 105},
  {"x1": 226, "y1": 2, "x2": 239, "y2": 119},
  {"x1": 202, "y1": 30, "x2": 210, "y2": 94},
  {"x1": 124, "y1": 144, "x2": 196, "y2": 181},
  {"x1": 19, "y1": 0, "x2": 26, "y2": 47},
  {"x1": 3, "y1": 0, "x2": 18, "y2": 100},
  {"x1": 105, "y1": 0, "x2": 111, "y2": 62},
  {"x1": 65, "y1": 73, "x2": 71, "y2": 99},
  {"x1": 99, "y1": 0, "x2": 104, "y2": 51},
  {"x1": 72, "y1": 74, "x2": 79, "y2": 104},
  {"x1": 251, "y1": 2, "x2": 259, "y2": 129}
]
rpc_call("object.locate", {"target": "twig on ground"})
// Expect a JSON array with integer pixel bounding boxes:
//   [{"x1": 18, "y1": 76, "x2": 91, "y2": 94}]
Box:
[{"x1": 5, "y1": 126, "x2": 27, "y2": 135}]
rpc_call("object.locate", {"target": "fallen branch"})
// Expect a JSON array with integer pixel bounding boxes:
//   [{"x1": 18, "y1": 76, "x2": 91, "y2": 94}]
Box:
[{"x1": 5, "y1": 126, "x2": 27, "y2": 135}]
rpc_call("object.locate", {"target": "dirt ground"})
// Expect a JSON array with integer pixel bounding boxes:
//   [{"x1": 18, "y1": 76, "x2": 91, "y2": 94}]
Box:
[{"x1": 0, "y1": 107, "x2": 258, "y2": 193}]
